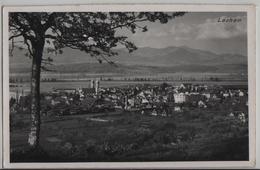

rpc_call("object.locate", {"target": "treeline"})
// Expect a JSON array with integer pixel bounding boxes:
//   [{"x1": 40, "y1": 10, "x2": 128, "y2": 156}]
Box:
[
  {"x1": 9, "y1": 76, "x2": 247, "y2": 83},
  {"x1": 10, "y1": 77, "x2": 58, "y2": 83},
  {"x1": 104, "y1": 77, "x2": 226, "y2": 82}
]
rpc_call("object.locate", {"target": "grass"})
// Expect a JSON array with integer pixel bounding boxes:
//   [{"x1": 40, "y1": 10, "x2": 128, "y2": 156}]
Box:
[{"x1": 10, "y1": 108, "x2": 249, "y2": 162}]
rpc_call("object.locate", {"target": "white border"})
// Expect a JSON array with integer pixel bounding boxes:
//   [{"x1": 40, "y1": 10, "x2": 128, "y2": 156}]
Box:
[
  {"x1": 0, "y1": 4, "x2": 3, "y2": 170},
  {"x1": 2, "y1": 4, "x2": 256, "y2": 169}
]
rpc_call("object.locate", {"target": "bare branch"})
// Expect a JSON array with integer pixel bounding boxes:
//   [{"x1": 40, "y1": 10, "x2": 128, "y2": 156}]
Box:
[
  {"x1": 9, "y1": 38, "x2": 15, "y2": 57},
  {"x1": 111, "y1": 18, "x2": 147, "y2": 30},
  {"x1": 44, "y1": 34, "x2": 57, "y2": 39},
  {"x1": 43, "y1": 13, "x2": 56, "y2": 31},
  {"x1": 9, "y1": 33, "x2": 23, "y2": 40},
  {"x1": 24, "y1": 38, "x2": 33, "y2": 57}
]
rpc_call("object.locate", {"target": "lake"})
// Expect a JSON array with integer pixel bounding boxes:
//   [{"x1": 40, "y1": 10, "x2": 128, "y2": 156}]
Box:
[{"x1": 10, "y1": 80, "x2": 248, "y2": 93}]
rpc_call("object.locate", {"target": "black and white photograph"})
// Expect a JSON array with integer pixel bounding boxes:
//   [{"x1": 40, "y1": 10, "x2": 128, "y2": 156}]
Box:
[{"x1": 2, "y1": 4, "x2": 256, "y2": 169}]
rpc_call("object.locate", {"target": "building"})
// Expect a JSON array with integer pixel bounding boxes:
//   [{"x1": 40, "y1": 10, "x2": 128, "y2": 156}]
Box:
[
  {"x1": 9, "y1": 89, "x2": 30, "y2": 102},
  {"x1": 202, "y1": 93, "x2": 211, "y2": 99},
  {"x1": 198, "y1": 100, "x2": 207, "y2": 108},
  {"x1": 82, "y1": 88, "x2": 96, "y2": 96},
  {"x1": 90, "y1": 79, "x2": 95, "y2": 88},
  {"x1": 95, "y1": 79, "x2": 100, "y2": 94},
  {"x1": 10, "y1": 91, "x2": 19, "y2": 101},
  {"x1": 174, "y1": 93, "x2": 186, "y2": 103},
  {"x1": 239, "y1": 91, "x2": 245, "y2": 97},
  {"x1": 174, "y1": 106, "x2": 182, "y2": 112}
]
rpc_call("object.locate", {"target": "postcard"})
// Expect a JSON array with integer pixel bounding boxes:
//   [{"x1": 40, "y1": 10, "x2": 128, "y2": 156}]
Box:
[{"x1": 1, "y1": 4, "x2": 256, "y2": 169}]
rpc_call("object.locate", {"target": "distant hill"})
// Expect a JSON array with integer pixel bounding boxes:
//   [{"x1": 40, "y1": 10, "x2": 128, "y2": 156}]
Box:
[
  {"x1": 9, "y1": 46, "x2": 247, "y2": 74},
  {"x1": 114, "y1": 46, "x2": 247, "y2": 66}
]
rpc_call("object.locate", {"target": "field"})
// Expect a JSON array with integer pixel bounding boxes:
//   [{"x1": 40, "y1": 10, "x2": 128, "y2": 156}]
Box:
[{"x1": 10, "y1": 108, "x2": 249, "y2": 162}]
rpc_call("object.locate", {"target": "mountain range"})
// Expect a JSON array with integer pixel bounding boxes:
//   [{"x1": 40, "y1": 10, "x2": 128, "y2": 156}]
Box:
[{"x1": 9, "y1": 46, "x2": 247, "y2": 74}]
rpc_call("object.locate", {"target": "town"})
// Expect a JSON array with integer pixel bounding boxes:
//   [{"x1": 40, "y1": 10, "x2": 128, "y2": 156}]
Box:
[{"x1": 10, "y1": 80, "x2": 248, "y2": 123}]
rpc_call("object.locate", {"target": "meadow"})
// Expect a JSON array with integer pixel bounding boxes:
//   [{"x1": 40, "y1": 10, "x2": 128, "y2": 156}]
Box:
[{"x1": 10, "y1": 108, "x2": 249, "y2": 162}]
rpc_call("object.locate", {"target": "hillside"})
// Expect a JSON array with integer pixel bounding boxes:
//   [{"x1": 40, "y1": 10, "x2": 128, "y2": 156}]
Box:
[{"x1": 9, "y1": 46, "x2": 247, "y2": 74}]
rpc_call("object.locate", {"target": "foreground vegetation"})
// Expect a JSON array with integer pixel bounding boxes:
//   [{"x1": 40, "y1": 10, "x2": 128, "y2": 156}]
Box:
[{"x1": 10, "y1": 107, "x2": 248, "y2": 162}]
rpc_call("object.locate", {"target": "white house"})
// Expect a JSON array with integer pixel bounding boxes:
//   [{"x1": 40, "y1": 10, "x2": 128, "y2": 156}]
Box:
[
  {"x1": 141, "y1": 98, "x2": 149, "y2": 104},
  {"x1": 151, "y1": 109, "x2": 158, "y2": 116},
  {"x1": 238, "y1": 112, "x2": 246, "y2": 123},
  {"x1": 223, "y1": 93, "x2": 229, "y2": 98},
  {"x1": 179, "y1": 84, "x2": 186, "y2": 89},
  {"x1": 128, "y1": 98, "x2": 135, "y2": 107},
  {"x1": 202, "y1": 93, "x2": 211, "y2": 99},
  {"x1": 174, "y1": 93, "x2": 186, "y2": 103},
  {"x1": 239, "y1": 91, "x2": 244, "y2": 97},
  {"x1": 174, "y1": 106, "x2": 182, "y2": 112},
  {"x1": 198, "y1": 100, "x2": 207, "y2": 108}
]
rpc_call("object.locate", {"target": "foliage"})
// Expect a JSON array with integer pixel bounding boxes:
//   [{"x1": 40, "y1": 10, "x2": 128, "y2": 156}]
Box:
[
  {"x1": 9, "y1": 12, "x2": 185, "y2": 67},
  {"x1": 10, "y1": 109, "x2": 249, "y2": 162}
]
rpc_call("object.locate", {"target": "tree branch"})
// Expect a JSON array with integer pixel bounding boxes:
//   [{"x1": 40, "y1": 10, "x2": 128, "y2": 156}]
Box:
[
  {"x1": 43, "y1": 13, "x2": 56, "y2": 31},
  {"x1": 44, "y1": 34, "x2": 57, "y2": 39},
  {"x1": 9, "y1": 33, "x2": 23, "y2": 40},
  {"x1": 24, "y1": 38, "x2": 33, "y2": 57},
  {"x1": 111, "y1": 18, "x2": 147, "y2": 30},
  {"x1": 9, "y1": 38, "x2": 15, "y2": 56}
]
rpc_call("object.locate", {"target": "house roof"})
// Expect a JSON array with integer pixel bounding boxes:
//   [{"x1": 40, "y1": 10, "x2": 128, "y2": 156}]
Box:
[
  {"x1": 82, "y1": 88, "x2": 95, "y2": 94},
  {"x1": 81, "y1": 97, "x2": 98, "y2": 108}
]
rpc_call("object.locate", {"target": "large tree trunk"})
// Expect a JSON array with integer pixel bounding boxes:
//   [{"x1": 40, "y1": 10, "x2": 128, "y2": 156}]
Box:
[{"x1": 28, "y1": 40, "x2": 44, "y2": 149}]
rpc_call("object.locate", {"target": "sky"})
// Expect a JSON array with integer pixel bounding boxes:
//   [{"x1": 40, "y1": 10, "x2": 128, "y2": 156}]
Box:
[
  {"x1": 117, "y1": 12, "x2": 247, "y2": 55},
  {"x1": 10, "y1": 12, "x2": 247, "y2": 56}
]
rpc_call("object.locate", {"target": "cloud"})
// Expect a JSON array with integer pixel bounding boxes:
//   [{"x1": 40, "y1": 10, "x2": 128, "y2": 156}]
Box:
[
  {"x1": 170, "y1": 23, "x2": 195, "y2": 40},
  {"x1": 168, "y1": 15, "x2": 247, "y2": 40},
  {"x1": 196, "y1": 16, "x2": 247, "y2": 39},
  {"x1": 149, "y1": 31, "x2": 168, "y2": 37},
  {"x1": 123, "y1": 14, "x2": 247, "y2": 54}
]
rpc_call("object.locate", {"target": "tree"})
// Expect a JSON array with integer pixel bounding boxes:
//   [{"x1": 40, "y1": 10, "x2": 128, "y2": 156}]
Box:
[{"x1": 9, "y1": 12, "x2": 185, "y2": 149}]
